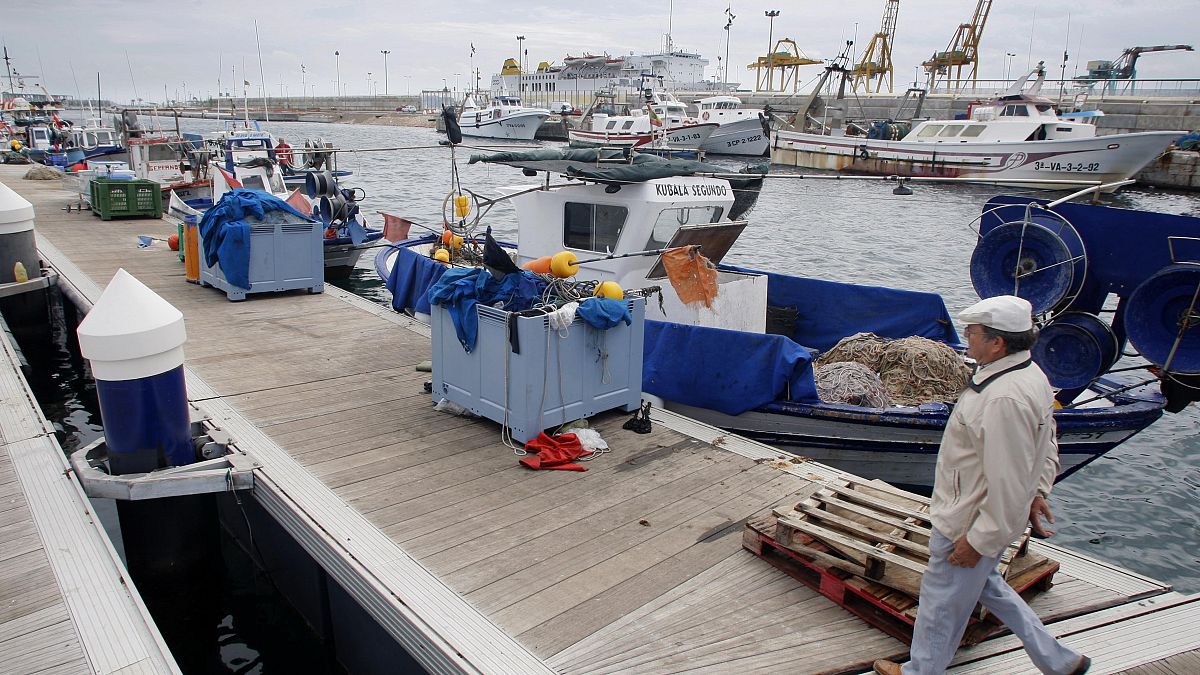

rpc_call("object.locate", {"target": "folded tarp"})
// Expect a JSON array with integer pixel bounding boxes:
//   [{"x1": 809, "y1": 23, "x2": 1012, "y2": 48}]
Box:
[
  {"x1": 384, "y1": 236, "x2": 446, "y2": 315},
  {"x1": 427, "y1": 267, "x2": 547, "y2": 352},
  {"x1": 198, "y1": 189, "x2": 315, "y2": 289},
  {"x1": 642, "y1": 320, "x2": 819, "y2": 416},
  {"x1": 721, "y1": 264, "x2": 959, "y2": 352}
]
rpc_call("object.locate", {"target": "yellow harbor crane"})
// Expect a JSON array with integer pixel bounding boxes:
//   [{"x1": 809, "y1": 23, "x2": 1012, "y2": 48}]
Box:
[
  {"x1": 852, "y1": 0, "x2": 900, "y2": 93},
  {"x1": 922, "y1": 0, "x2": 992, "y2": 91},
  {"x1": 748, "y1": 39, "x2": 821, "y2": 92}
]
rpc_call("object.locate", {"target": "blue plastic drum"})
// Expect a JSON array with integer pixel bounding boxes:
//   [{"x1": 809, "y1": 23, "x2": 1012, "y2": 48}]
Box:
[
  {"x1": 1125, "y1": 265, "x2": 1200, "y2": 373},
  {"x1": 970, "y1": 218, "x2": 1086, "y2": 314},
  {"x1": 1032, "y1": 312, "x2": 1120, "y2": 389}
]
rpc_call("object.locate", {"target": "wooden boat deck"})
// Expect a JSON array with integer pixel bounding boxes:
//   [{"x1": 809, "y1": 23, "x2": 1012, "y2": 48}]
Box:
[{"x1": 4, "y1": 164, "x2": 1195, "y2": 673}]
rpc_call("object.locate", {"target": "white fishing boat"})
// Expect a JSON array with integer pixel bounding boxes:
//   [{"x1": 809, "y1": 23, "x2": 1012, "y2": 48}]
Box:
[
  {"x1": 568, "y1": 91, "x2": 718, "y2": 151},
  {"x1": 372, "y1": 148, "x2": 1179, "y2": 490},
  {"x1": 772, "y1": 63, "x2": 1183, "y2": 191},
  {"x1": 694, "y1": 95, "x2": 770, "y2": 156},
  {"x1": 457, "y1": 94, "x2": 549, "y2": 141}
]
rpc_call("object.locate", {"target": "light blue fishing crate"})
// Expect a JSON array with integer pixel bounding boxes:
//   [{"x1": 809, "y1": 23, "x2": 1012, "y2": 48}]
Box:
[
  {"x1": 198, "y1": 209, "x2": 324, "y2": 301},
  {"x1": 431, "y1": 297, "x2": 645, "y2": 444}
]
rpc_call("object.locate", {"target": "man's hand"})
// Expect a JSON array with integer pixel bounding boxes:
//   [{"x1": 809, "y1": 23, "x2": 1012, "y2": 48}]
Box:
[
  {"x1": 949, "y1": 537, "x2": 982, "y2": 568},
  {"x1": 1029, "y1": 495, "x2": 1056, "y2": 538}
]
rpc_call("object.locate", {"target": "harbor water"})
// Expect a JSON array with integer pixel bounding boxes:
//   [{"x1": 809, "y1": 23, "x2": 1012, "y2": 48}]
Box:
[{"x1": 23, "y1": 114, "x2": 1200, "y2": 670}]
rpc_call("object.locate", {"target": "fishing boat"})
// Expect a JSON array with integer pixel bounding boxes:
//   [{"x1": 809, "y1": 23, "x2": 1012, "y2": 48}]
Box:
[
  {"x1": 372, "y1": 147, "x2": 1184, "y2": 490},
  {"x1": 772, "y1": 62, "x2": 1184, "y2": 191},
  {"x1": 693, "y1": 95, "x2": 770, "y2": 156},
  {"x1": 456, "y1": 93, "x2": 550, "y2": 141},
  {"x1": 568, "y1": 90, "x2": 717, "y2": 151},
  {"x1": 68, "y1": 118, "x2": 123, "y2": 160},
  {"x1": 206, "y1": 130, "x2": 382, "y2": 278}
]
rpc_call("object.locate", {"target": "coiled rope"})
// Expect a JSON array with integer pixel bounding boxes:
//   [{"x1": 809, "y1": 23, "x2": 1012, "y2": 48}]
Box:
[{"x1": 816, "y1": 332, "x2": 971, "y2": 406}]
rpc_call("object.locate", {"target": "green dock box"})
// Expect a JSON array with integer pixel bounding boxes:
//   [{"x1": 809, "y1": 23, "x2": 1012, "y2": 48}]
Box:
[{"x1": 90, "y1": 178, "x2": 163, "y2": 221}]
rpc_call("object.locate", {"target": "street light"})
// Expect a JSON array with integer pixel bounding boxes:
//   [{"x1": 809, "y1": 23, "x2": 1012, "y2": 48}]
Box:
[
  {"x1": 516, "y1": 35, "x2": 525, "y2": 74},
  {"x1": 765, "y1": 10, "x2": 780, "y2": 91},
  {"x1": 380, "y1": 50, "x2": 391, "y2": 96},
  {"x1": 1005, "y1": 52, "x2": 1017, "y2": 83},
  {"x1": 334, "y1": 50, "x2": 341, "y2": 103},
  {"x1": 367, "y1": 72, "x2": 372, "y2": 98}
]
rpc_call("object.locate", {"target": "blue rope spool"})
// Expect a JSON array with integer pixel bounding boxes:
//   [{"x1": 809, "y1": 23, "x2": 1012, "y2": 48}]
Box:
[
  {"x1": 1125, "y1": 265, "x2": 1200, "y2": 374},
  {"x1": 970, "y1": 216, "x2": 1086, "y2": 314},
  {"x1": 1032, "y1": 312, "x2": 1120, "y2": 389}
]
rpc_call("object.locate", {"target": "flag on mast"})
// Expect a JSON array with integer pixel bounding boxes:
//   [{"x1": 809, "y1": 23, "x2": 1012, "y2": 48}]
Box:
[{"x1": 647, "y1": 104, "x2": 662, "y2": 128}]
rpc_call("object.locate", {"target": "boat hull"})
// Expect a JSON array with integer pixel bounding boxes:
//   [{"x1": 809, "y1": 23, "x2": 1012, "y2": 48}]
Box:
[
  {"x1": 569, "y1": 123, "x2": 718, "y2": 150},
  {"x1": 667, "y1": 384, "x2": 1163, "y2": 491},
  {"x1": 700, "y1": 116, "x2": 769, "y2": 156},
  {"x1": 459, "y1": 111, "x2": 550, "y2": 140},
  {"x1": 322, "y1": 230, "x2": 384, "y2": 279},
  {"x1": 770, "y1": 129, "x2": 1182, "y2": 190}
]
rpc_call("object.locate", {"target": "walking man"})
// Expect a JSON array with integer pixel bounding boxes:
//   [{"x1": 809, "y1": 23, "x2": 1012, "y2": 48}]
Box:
[{"x1": 874, "y1": 295, "x2": 1090, "y2": 675}]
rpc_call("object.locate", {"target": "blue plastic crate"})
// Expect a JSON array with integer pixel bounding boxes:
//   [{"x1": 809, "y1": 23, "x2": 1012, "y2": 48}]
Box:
[
  {"x1": 198, "y1": 209, "x2": 324, "y2": 301},
  {"x1": 432, "y1": 297, "x2": 645, "y2": 443}
]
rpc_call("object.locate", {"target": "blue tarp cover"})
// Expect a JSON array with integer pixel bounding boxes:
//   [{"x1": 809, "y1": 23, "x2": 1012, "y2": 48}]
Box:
[
  {"x1": 576, "y1": 297, "x2": 632, "y2": 329},
  {"x1": 722, "y1": 264, "x2": 958, "y2": 352},
  {"x1": 642, "y1": 320, "x2": 819, "y2": 416},
  {"x1": 427, "y1": 268, "x2": 547, "y2": 352},
  {"x1": 198, "y1": 189, "x2": 315, "y2": 289},
  {"x1": 385, "y1": 237, "x2": 446, "y2": 315}
]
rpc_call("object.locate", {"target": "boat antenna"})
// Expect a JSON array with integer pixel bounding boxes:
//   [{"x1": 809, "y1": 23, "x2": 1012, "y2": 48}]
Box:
[
  {"x1": 69, "y1": 61, "x2": 84, "y2": 121},
  {"x1": 254, "y1": 20, "x2": 271, "y2": 125},
  {"x1": 216, "y1": 53, "x2": 223, "y2": 120},
  {"x1": 124, "y1": 49, "x2": 140, "y2": 105},
  {"x1": 2, "y1": 45, "x2": 15, "y2": 95},
  {"x1": 1057, "y1": 13, "x2": 1071, "y2": 105}
]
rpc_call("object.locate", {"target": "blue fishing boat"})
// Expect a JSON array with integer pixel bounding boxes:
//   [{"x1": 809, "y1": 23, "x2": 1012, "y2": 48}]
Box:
[{"x1": 374, "y1": 147, "x2": 1187, "y2": 490}]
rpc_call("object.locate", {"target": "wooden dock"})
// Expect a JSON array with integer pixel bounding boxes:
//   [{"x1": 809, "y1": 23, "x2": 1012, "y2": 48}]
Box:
[{"x1": 3, "y1": 163, "x2": 1198, "y2": 674}]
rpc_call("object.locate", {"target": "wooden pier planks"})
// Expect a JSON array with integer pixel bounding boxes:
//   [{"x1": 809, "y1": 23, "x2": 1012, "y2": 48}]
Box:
[{"x1": 5, "y1": 164, "x2": 1190, "y2": 675}]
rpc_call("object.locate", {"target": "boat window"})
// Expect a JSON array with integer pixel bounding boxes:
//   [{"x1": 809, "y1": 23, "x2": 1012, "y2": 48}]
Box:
[
  {"x1": 563, "y1": 202, "x2": 628, "y2": 252},
  {"x1": 645, "y1": 207, "x2": 725, "y2": 249},
  {"x1": 148, "y1": 145, "x2": 177, "y2": 161},
  {"x1": 621, "y1": 120, "x2": 635, "y2": 130},
  {"x1": 959, "y1": 124, "x2": 987, "y2": 137},
  {"x1": 268, "y1": 172, "x2": 286, "y2": 193},
  {"x1": 916, "y1": 125, "x2": 944, "y2": 138},
  {"x1": 937, "y1": 125, "x2": 964, "y2": 137},
  {"x1": 241, "y1": 175, "x2": 266, "y2": 191},
  {"x1": 1036, "y1": 104, "x2": 1055, "y2": 117},
  {"x1": 606, "y1": 120, "x2": 618, "y2": 130}
]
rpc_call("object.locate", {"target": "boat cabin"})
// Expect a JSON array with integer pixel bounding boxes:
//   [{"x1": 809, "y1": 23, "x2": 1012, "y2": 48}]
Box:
[
  {"x1": 693, "y1": 95, "x2": 761, "y2": 123},
  {"x1": 506, "y1": 176, "x2": 768, "y2": 331},
  {"x1": 69, "y1": 120, "x2": 120, "y2": 152},
  {"x1": 459, "y1": 94, "x2": 547, "y2": 125},
  {"x1": 902, "y1": 94, "x2": 1099, "y2": 144}
]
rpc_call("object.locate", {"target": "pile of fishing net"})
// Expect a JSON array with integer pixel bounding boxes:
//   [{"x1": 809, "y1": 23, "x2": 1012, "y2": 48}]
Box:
[
  {"x1": 23, "y1": 164, "x2": 62, "y2": 180},
  {"x1": 815, "y1": 332, "x2": 972, "y2": 407}
]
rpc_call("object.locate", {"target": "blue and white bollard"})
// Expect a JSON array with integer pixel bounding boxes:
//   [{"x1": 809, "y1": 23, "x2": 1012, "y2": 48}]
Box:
[{"x1": 77, "y1": 268, "x2": 192, "y2": 475}]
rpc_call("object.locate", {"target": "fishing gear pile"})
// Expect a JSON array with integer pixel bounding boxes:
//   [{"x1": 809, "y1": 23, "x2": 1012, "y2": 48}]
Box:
[
  {"x1": 815, "y1": 332, "x2": 971, "y2": 406},
  {"x1": 814, "y1": 361, "x2": 892, "y2": 407}
]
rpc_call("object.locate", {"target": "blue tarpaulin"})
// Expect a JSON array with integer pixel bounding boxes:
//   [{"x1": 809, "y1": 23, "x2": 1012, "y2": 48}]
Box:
[
  {"x1": 427, "y1": 268, "x2": 547, "y2": 352},
  {"x1": 722, "y1": 264, "x2": 959, "y2": 352},
  {"x1": 576, "y1": 297, "x2": 632, "y2": 329},
  {"x1": 198, "y1": 189, "x2": 315, "y2": 289},
  {"x1": 385, "y1": 237, "x2": 446, "y2": 315},
  {"x1": 642, "y1": 320, "x2": 819, "y2": 415}
]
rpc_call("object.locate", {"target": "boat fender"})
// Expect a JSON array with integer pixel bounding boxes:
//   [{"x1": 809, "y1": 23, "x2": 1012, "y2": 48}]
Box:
[
  {"x1": 857, "y1": 144, "x2": 870, "y2": 161},
  {"x1": 702, "y1": 111, "x2": 710, "y2": 121}
]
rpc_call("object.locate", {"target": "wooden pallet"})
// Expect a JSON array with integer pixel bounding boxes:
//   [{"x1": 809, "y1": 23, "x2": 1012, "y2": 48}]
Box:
[{"x1": 744, "y1": 482, "x2": 1060, "y2": 645}]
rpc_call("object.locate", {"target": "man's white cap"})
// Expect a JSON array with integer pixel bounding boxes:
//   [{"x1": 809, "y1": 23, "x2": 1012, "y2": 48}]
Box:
[{"x1": 959, "y1": 295, "x2": 1033, "y2": 332}]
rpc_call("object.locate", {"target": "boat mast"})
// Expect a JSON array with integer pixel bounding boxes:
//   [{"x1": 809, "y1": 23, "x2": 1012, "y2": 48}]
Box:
[{"x1": 254, "y1": 20, "x2": 271, "y2": 125}]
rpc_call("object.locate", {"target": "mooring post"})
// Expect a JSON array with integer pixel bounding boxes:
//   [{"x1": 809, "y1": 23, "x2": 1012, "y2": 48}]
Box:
[{"x1": 76, "y1": 268, "x2": 219, "y2": 670}]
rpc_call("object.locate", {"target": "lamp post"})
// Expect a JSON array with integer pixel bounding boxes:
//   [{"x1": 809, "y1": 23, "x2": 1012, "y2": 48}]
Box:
[
  {"x1": 516, "y1": 35, "x2": 525, "y2": 75},
  {"x1": 301, "y1": 63, "x2": 306, "y2": 109},
  {"x1": 334, "y1": 50, "x2": 341, "y2": 103},
  {"x1": 1005, "y1": 52, "x2": 1017, "y2": 83},
  {"x1": 380, "y1": 50, "x2": 390, "y2": 96},
  {"x1": 765, "y1": 10, "x2": 780, "y2": 91},
  {"x1": 723, "y1": 7, "x2": 735, "y2": 89},
  {"x1": 454, "y1": 72, "x2": 461, "y2": 96}
]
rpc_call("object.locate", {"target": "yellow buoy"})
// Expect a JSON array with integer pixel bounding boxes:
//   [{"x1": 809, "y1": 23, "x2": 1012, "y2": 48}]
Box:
[
  {"x1": 450, "y1": 234, "x2": 464, "y2": 250},
  {"x1": 13, "y1": 261, "x2": 29, "y2": 284},
  {"x1": 453, "y1": 194, "x2": 470, "y2": 218},
  {"x1": 594, "y1": 280, "x2": 623, "y2": 299},
  {"x1": 432, "y1": 248, "x2": 450, "y2": 264},
  {"x1": 550, "y1": 251, "x2": 579, "y2": 278}
]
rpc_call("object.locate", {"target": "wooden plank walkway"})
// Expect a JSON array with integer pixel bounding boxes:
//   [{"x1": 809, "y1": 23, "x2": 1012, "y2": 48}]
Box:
[
  {"x1": 0, "y1": 251, "x2": 177, "y2": 671},
  {"x1": 5, "y1": 164, "x2": 1195, "y2": 674}
]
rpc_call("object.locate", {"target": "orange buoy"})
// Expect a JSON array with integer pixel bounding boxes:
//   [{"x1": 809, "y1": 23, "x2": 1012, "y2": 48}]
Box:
[
  {"x1": 522, "y1": 256, "x2": 553, "y2": 273},
  {"x1": 441, "y1": 229, "x2": 453, "y2": 245},
  {"x1": 550, "y1": 251, "x2": 579, "y2": 278},
  {"x1": 167, "y1": 234, "x2": 180, "y2": 251}
]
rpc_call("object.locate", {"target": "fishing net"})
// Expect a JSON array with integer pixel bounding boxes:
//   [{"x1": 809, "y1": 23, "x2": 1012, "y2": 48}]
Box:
[
  {"x1": 661, "y1": 246, "x2": 718, "y2": 308},
  {"x1": 814, "y1": 332, "x2": 971, "y2": 406},
  {"x1": 815, "y1": 332, "x2": 892, "y2": 371},
  {"x1": 815, "y1": 361, "x2": 893, "y2": 407},
  {"x1": 878, "y1": 337, "x2": 972, "y2": 406},
  {"x1": 23, "y1": 164, "x2": 62, "y2": 180}
]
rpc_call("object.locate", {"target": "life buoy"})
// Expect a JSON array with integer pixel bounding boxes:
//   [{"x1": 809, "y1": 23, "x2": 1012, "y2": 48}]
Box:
[{"x1": 702, "y1": 111, "x2": 710, "y2": 121}]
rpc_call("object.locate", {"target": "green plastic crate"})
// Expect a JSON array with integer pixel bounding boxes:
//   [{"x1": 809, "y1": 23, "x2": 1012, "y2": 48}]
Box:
[{"x1": 90, "y1": 178, "x2": 163, "y2": 221}]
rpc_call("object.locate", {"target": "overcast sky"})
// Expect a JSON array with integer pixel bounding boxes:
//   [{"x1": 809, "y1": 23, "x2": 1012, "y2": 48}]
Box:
[{"x1": 2, "y1": 0, "x2": 1196, "y2": 102}]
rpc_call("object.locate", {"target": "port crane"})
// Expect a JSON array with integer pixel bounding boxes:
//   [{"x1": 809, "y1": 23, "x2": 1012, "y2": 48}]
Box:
[
  {"x1": 852, "y1": 0, "x2": 899, "y2": 93},
  {"x1": 748, "y1": 39, "x2": 821, "y2": 92},
  {"x1": 921, "y1": 0, "x2": 992, "y2": 91},
  {"x1": 1075, "y1": 45, "x2": 1194, "y2": 92}
]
